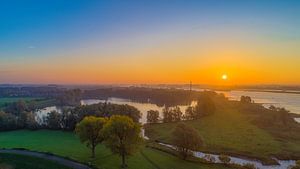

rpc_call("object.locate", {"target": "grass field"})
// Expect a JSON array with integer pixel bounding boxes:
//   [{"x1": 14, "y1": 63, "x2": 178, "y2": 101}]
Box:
[
  {"x1": 0, "y1": 153, "x2": 71, "y2": 169},
  {"x1": 0, "y1": 130, "x2": 230, "y2": 169},
  {"x1": 145, "y1": 100, "x2": 300, "y2": 163},
  {"x1": 0, "y1": 97, "x2": 38, "y2": 108},
  {"x1": 0, "y1": 97, "x2": 57, "y2": 110}
]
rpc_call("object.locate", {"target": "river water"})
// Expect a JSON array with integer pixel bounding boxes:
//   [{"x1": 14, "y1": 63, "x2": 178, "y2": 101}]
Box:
[
  {"x1": 81, "y1": 98, "x2": 197, "y2": 124},
  {"x1": 159, "y1": 143, "x2": 295, "y2": 169},
  {"x1": 219, "y1": 90, "x2": 300, "y2": 115},
  {"x1": 34, "y1": 106, "x2": 62, "y2": 124}
]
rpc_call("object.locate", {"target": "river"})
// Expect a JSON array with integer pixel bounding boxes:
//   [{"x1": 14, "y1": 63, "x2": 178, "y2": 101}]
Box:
[
  {"x1": 81, "y1": 98, "x2": 197, "y2": 124},
  {"x1": 219, "y1": 90, "x2": 300, "y2": 115},
  {"x1": 34, "y1": 89, "x2": 300, "y2": 125}
]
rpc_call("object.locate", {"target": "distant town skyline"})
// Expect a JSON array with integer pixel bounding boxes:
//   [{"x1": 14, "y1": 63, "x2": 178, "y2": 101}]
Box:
[{"x1": 1, "y1": 0, "x2": 299, "y2": 85}]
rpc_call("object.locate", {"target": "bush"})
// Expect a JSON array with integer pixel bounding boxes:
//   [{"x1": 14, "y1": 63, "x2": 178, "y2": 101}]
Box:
[
  {"x1": 147, "y1": 110, "x2": 159, "y2": 123},
  {"x1": 218, "y1": 154, "x2": 231, "y2": 164},
  {"x1": 171, "y1": 123, "x2": 203, "y2": 160}
]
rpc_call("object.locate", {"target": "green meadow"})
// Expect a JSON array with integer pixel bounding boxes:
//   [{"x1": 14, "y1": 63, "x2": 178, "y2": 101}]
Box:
[
  {"x1": 0, "y1": 130, "x2": 230, "y2": 169},
  {"x1": 0, "y1": 97, "x2": 57, "y2": 110},
  {"x1": 0, "y1": 97, "x2": 37, "y2": 108},
  {"x1": 145, "y1": 100, "x2": 300, "y2": 164},
  {"x1": 0, "y1": 153, "x2": 71, "y2": 169}
]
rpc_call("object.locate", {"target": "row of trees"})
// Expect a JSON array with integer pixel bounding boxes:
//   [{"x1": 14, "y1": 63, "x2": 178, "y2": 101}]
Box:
[
  {"x1": 0, "y1": 111, "x2": 38, "y2": 131},
  {"x1": 146, "y1": 95, "x2": 216, "y2": 123},
  {"x1": 0, "y1": 102, "x2": 141, "y2": 132},
  {"x1": 83, "y1": 87, "x2": 219, "y2": 107},
  {"x1": 4, "y1": 100, "x2": 36, "y2": 115},
  {"x1": 75, "y1": 115, "x2": 142, "y2": 168},
  {"x1": 41, "y1": 102, "x2": 141, "y2": 131},
  {"x1": 58, "y1": 89, "x2": 82, "y2": 106}
]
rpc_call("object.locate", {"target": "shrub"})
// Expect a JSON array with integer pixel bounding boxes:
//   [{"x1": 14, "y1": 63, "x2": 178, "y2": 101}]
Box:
[
  {"x1": 218, "y1": 154, "x2": 231, "y2": 164},
  {"x1": 171, "y1": 123, "x2": 203, "y2": 160}
]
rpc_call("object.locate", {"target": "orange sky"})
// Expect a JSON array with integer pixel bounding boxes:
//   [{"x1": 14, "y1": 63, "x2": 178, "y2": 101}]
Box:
[
  {"x1": 4, "y1": 32, "x2": 300, "y2": 85},
  {"x1": 1, "y1": 1, "x2": 299, "y2": 85}
]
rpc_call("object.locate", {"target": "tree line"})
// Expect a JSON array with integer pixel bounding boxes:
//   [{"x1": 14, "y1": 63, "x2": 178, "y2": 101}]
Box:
[
  {"x1": 147, "y1": 94, "x2": 216, "y2": 123},
  {"x1": 82, "y1": 87, "x2": 219, "y2": 107},
  {"x1": 0, "y1": 102, "x2": 141, "y2": 131}
]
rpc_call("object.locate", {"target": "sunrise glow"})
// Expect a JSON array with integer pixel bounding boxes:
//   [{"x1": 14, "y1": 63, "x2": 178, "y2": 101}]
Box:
[{"x1": 0, "y1": 1, "x2": 299, "y2": 85}]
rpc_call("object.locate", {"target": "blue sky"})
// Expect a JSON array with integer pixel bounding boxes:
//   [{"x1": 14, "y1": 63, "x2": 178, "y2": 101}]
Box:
[{"x1": 0, "y1": 0, "x2": 299, "y2": 84}]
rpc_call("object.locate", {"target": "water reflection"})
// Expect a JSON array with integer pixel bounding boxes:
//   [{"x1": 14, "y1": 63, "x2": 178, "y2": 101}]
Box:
[
  {"x1": 81, "y1": 97, "x2": 197, "y2": 124},
  {"x1": 219, "y1": 90, "x2": 300, "y2": 114},
  {"x1": 34, "y1": 106, "x2": 62, "y2": 125}
]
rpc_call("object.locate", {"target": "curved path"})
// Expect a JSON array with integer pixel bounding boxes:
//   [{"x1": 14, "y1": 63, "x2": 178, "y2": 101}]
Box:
[{"x1": 0, "y1": 149, "x2": 91, "y2": 169}]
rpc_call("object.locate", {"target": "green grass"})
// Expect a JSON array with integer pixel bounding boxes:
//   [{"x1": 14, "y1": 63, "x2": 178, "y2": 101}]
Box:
[
  {"x1": 0, "y1": 97, "x2": 57, "y2": 110},
  {"x1": 0, "y1": 97, "x2": 38, "y2": 108},
  {"x1": 0, "y1": 153, "x2": 71, "y2": 169},
  {"x1": 0, "y1": 130, "x2": 230, "y2": 169},
  {"x1": 145, "y1": 100, "x2": 291, "y2": 163}
]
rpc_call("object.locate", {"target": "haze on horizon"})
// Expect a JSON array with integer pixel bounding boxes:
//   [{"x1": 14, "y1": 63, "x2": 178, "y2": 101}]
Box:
[{"x1": 0, "y1": 0, "x2": 299, "y2": 85}]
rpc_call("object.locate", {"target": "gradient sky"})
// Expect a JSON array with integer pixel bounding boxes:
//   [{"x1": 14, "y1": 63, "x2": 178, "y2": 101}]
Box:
[{"x1": 0, "y1": 0, "x2": 300, "y2": 85}]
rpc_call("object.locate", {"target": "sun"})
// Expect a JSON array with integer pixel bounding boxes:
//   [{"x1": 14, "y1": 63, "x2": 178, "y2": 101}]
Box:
[{"x1": 222, "y1": 74, "x2": 228, "y2": 80}]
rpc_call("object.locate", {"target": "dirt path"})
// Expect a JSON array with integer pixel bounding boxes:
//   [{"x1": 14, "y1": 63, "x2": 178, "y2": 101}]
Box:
[{"x1": 0, "y1": 149, "x2": 91, "y2": 169}]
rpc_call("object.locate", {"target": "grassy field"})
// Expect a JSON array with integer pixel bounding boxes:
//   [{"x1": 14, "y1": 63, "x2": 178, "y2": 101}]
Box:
[
  {"x1": 0, "y1": 153, "x2": 71, "y2": 169},
  {"x1": 145, "y1": 100, "x2": 300, "y2": 163},
  {"x1": 0, "y1": 130, "x2": 230, "y2": 169},
  {"x1": 0, "y1": 97, "x2": 38, "y2": 108},
  {"x1": 0, "y1": 97, "x2": 57, "y2": 110}
]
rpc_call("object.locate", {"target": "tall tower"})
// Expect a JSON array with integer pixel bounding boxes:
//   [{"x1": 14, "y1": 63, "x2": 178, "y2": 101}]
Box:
[{"x1": 189, "y1": 81, "x2": 192, "y2": 92}]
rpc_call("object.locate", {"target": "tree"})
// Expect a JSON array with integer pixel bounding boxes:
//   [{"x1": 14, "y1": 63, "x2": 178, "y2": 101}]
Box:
[
  {"x1": 59, "y1": 89, "x2": 82, "y2": 106},
  {"x1": 61, "y1": 108, "x2": 78, "y2": 130},
  {"x1": 0, "y1": 112, "x2": 18, "y2": 131},
  {"x1": 162, "y1": 107, "x2": 172, "y2": 123},
  {"x1": 147, "y1": 110, "x2": 159, "y2": 123},
  {"x1": 75, "y1": 116, "x2": 107, "y2": 158},
  {"x1": 27, "y1": 100, "x2": 37, "y2": 111},
  {"x1": 240, "y1": 96, "x2": 252, "y2": 103},
  {"x1": 73, "y1": 103, "x2": 141, "y2": 123},
  {"x1": 171, "y1": 106, "x2": 182, "y2": 122},
  {"x1": 25, "y1": 112, "x2": 38, "y2": 129},
  {"x1": 19, "y1": 112, "x2": 38, "y2": 129},
  {"x1": 278, "y1": 107, "x2": 290, "y2": 126},
  {"x1": 219, "y1": 154, "x2": 231, "y2": 164},
  {"x1": 103, "y1": 115, "x2": 142, "y2": 168},
  {"x1": 184, "y1": 106, "x2": 195, "y2": 120},
  {"x1": 195, "y1": 95, "x2": 216, "y2": 118},
  {"x1": 171, "y1": 123, "x2": 203, "y2": 160},
  {"x1": 46, "y1": 111, "x2": 61, "y2": 129},
  {"x1": 5, "y1": 100, "x2": 28, "y2": 115}
]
